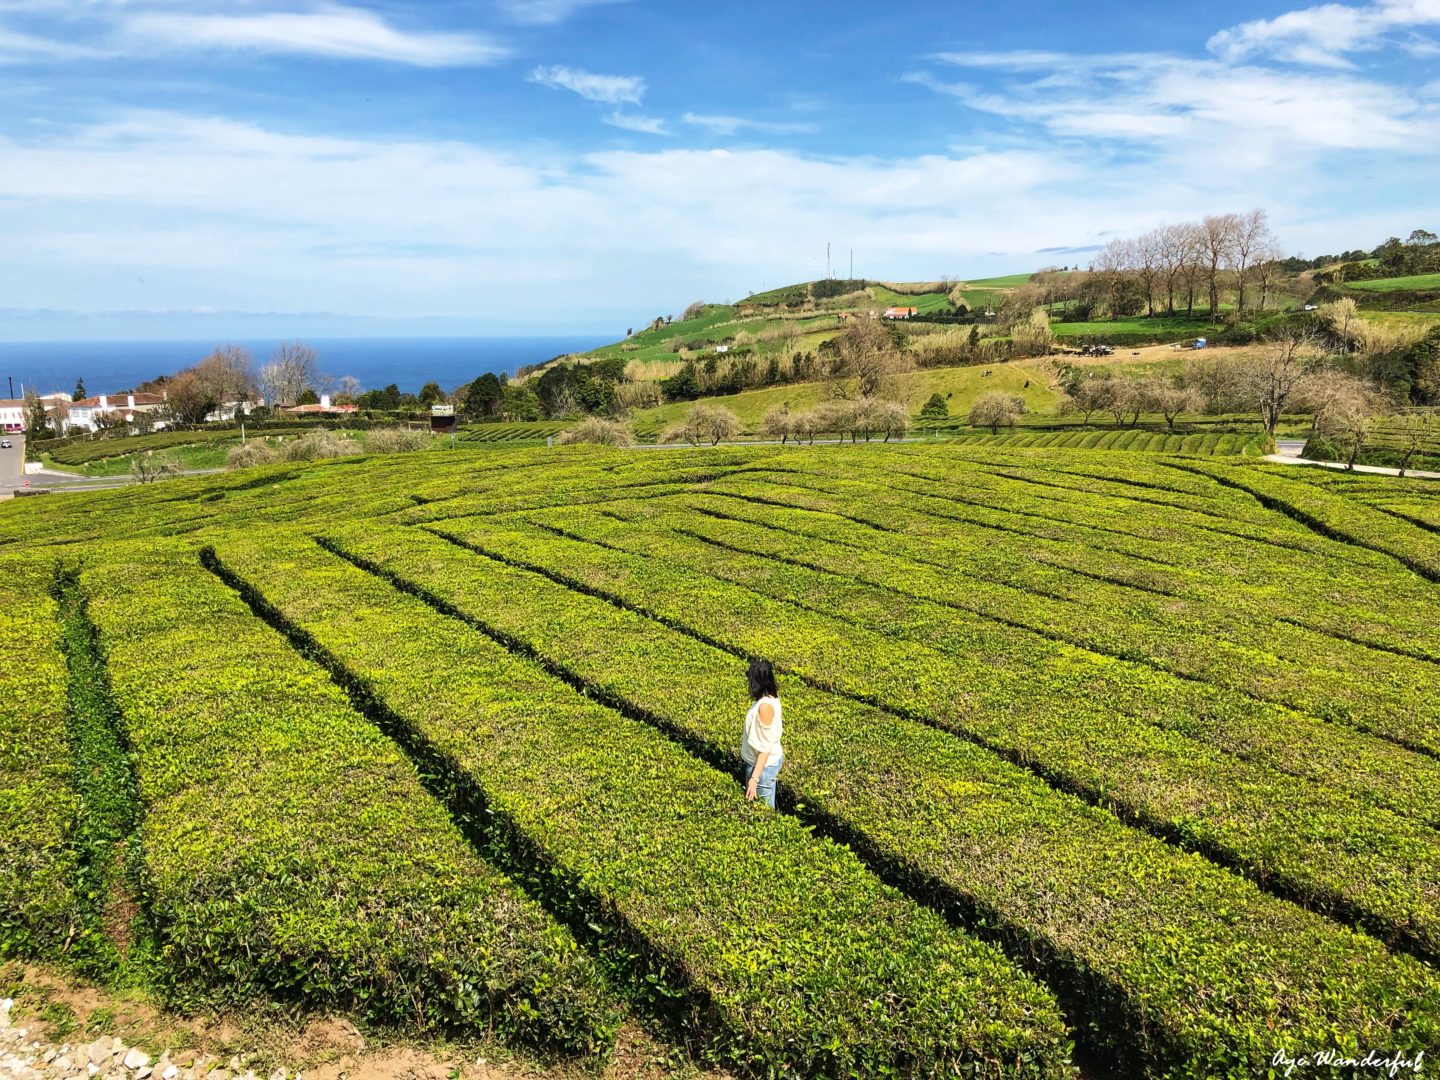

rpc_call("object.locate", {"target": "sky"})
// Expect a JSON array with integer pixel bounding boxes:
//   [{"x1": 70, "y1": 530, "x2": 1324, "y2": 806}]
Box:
[{"x1": 1, "y1": 0, "x2": 1438, "y2": 338}]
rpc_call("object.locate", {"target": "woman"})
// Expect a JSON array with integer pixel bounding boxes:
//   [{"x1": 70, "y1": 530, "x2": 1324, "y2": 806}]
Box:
[{"x1": 741, "y1": 658, "x2": 783, "y2": 808}]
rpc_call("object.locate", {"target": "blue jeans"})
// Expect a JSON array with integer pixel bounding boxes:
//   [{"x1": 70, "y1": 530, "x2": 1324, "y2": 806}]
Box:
[{"x1": 743, "y1": 755, "x2": 782, "y2": 809}]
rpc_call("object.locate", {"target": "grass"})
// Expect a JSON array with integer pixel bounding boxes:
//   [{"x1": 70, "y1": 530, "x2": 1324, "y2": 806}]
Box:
[
  {"x1": 1052, "y1": 315, "x2": 1214, "y2": 339},
  {"x1": 630, "y1": 360, "x2": 1061, "y2": 431},
  {"x1": 6, "y1": 443, "x2": 1440, "y2": 1071},
  {"x1": 960, "y1": 272, "x2": 1036, "y2": 288},
  {"x1": 1346, "y1": 272, "x2": 1440, "y2": 292}
]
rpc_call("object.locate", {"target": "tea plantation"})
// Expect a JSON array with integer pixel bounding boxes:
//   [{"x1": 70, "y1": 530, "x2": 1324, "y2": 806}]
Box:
[{"x1": 3, "y1": 443, "x2": 1439, "y2": 1078}]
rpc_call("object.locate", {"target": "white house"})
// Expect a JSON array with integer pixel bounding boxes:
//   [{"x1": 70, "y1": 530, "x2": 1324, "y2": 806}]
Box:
[
  {"x1": 62, "y1": 392, "x2": 168, "y2": 434},
  {"x1": 1, "y1": 393, "x2": 73, "y2": 434}
]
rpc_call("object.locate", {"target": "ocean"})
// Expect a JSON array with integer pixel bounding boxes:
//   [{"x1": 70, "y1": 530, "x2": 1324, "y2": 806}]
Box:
[{"x1": 0, "y1": 336, "x2": 612, "y2": 399}]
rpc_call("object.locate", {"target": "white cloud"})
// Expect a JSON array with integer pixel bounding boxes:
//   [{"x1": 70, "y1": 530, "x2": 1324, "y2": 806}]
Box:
[
  {"x1": 1207, "y1": 0, "x2": 1440, "y2": 67},
  {"x1": 682, "y1": 112, "x2": 819, "y2": 136},
  {"x1": 496, "y1": 0, "x2": 627, "y2": 25},
  {"x1": 119, "y1": 4, "x2": 507, "y2": 66},
  {"x1": 923, "y1": 49, "x2": 1435, "y2": 156},
  {"x1": 0, "y1": 24, "x2": 103, "y2": 61},
  {"x1": 604, "y1": 111, "x2": 667, "y2": 134},
  {"x1": 529, "y1": 63, "x2": 645, "y2": 104}
]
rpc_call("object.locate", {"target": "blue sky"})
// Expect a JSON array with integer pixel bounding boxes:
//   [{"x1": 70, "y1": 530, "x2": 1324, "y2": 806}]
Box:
[{"x1": 1, "y1": 0, "x2": 1437, "y2": 337}]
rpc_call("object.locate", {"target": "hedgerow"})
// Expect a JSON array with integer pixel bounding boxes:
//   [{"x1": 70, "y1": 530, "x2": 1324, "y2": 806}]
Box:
[
  {"x1": 77, "y1": 542, "x2": 617, "y2": 1058},
  {"x1": 662, "y1": 487, "x2": 1440, "y2": 759},
  {"x1": 210, "y1": 529, "x2": 1075, "y2": 1080},
  {"x1": 0, "y1": 556, "x2": 83, "y2": 961},
  {"x1": 1175, "y1": 460, "x2": 1440, "y2": 582},
  {"x1": 427, "y1": 514, "x2": 1440, "y2": 962},
  {"x1": 326, "y1": 521, "x2": 1440, "y2": 1078},
  {"x1": 526, "y1": 500, "x2": 1440, "y2": 821},
  {"x1": 675, "y1": 452, "x2": 1440, "y2": 746},
  {"x1": 52, "y1": 566, "x2": 144, "y2": 977}
]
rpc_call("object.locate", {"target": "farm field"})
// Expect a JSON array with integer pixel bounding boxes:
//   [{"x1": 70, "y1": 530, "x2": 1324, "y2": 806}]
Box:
[
  {"x1": 4, "y1": 443, "x2": 1440, "y2": 1077},
  {"x1": 1347, "y1": 272, "x2": 1440, "y2": 292},
  {"x1": 631, "y1": 360, "x2": 1062, "y2": 430}
]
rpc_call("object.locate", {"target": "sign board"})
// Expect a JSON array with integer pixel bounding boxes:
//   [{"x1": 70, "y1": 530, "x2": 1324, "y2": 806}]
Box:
[{"x1": 430, "y1": 404, "x2": 457, "y2": 434}]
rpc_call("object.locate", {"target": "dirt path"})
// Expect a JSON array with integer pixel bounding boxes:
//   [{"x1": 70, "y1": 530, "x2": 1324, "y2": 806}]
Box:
[{"x1": 2, "y1": 965, "x2": 726, "y2": 1080}]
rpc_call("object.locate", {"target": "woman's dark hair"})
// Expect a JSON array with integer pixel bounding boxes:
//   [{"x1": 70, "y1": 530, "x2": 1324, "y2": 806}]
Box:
[{"x1": 747, "y1": 657, "x2": 779, "y2": 701}]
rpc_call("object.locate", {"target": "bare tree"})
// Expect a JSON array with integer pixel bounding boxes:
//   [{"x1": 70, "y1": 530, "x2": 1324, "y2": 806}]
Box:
[
  {"x1": 1141, "y1": 377, "x2": 1204, "y2": 431},
  {"x1": 970, "y1": 391, "x2": 1026, "y2": 435},
  {"x1": 1090, "y1": 238, "x2": 1134, "y2": 319},
  {"x1": 1157, "y1": 223, "x2": 1191, "y2": 314},
  {"x1": 334, "y1": 375, "x2": 362, "y2": 404},
  {"x1": 828, "y1": 320, "x2": 909, "y2": 399},
  {"x1": 761, "y1": 405, "x2": 793, "y2": 444},
  {"x1": 164, "y1": 370, "x2": 217, "y2": 425},
  {"x1": 259, "y1": 342, "x2": 319, "y2": 407},
  {"x1": 130, "y1": 451, "x2": 183, "y2": 485},
  {"x1": 1391, "y1": 411, "x2": 1437, "y2": 476},
  {"x1": 1295, "y1": 367, "x2": 1369, "y2": 432},
  {"x1": 1231, "y1": 209, "x2": 1274, "y2": 319},
  {"x1": 193, "y1": 345, "x2": 257, "y2": 404},
  {"x1": 1134, "y1": 228, "x2": 1163, "y2": 317},
  {"x1": 1317, "y1": 383, "x2": 1385, "y2": 469},
  {"x1": 1251, "y1": 240, "x2": 1285, "y2": 313},
  {"x1": 1241, "y1": 330, "x2": 1327, "y2": 434},
  {"x1": 660, "y1": 403, "x2": 742, "y2": 446},
  {"x1": 1178, "y1": 222, "x2": 1207, "y2": 316},
  {"x1": 1060, "y1": 378, "x2": 1111, "y2": 426},
  {"x1": 1201, "y1": 213, "x2": 1239, "y2": 318}
]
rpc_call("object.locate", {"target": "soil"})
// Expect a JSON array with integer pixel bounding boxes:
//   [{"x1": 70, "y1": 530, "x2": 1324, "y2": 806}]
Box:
[{"x1": 1, "y1": 963, "x2": 730, "y2": 1080}]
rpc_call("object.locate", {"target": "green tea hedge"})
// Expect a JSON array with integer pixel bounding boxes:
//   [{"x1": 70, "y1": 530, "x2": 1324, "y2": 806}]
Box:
[
  {"x1": 428, "y1": 515, "x2": 1440, "y2": 963},
  {"x1": 328, "y1": 521, "x2": 1440, "y2": 1078},
  {"x1": 212, "y1": 530, "x2": 1075, "y2": 1080},
  {"x1": 0, "y1": 556, "x2": 83, "y2": 960},
  {"x1": 79, "y1": 543, "x2": 616, "y2": 1058}
]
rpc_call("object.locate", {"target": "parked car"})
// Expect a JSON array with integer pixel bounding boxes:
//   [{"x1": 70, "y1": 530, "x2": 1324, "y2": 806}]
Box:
[{"x1": 0, "y1": 439, "x2": 11, "y2": 449}]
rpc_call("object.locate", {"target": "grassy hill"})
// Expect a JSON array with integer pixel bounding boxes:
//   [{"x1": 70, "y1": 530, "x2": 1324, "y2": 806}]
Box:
[
  {"x1": 4, "y1": 442, "x2": 1440, "y2": 1075},
  {"x1": 631, "y1": 357, "x2": 1058, "y2": 431},
  {"x1": 1348, "y1": 272, "x2": 1440, "y2": 292}
]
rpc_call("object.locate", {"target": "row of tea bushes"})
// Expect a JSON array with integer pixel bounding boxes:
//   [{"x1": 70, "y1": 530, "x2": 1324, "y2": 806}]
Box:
[
  {"x1": 212, "y1": 530, "x2": 1076, "y2": 1080},
  {"x1": 663, "y1": 488, "x2": 1440, "y2": 757},
  {"x1": 77, "y1": 542, "x2": 616, "y2": 1057},
  {"x1": 328, "y1": 521, "x2": 1440, "y2": 1078},
  {"x1": 429, "y1": 515, "x2": 1440, "y2": 963},
  {"x1": 0, "y1": 556, "x2": 83, "y2": 960}
]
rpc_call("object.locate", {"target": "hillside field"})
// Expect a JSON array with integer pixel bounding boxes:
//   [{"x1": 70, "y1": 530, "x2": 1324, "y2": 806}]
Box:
[
  {"x1": 4, "y1": 443, "x2": 1440, "y2": 1077},
  {"x1": 631, "y1": 359, "x2": 1060, "y2": 430},
  {"x1": 1347, "y1": 272, "x2": 1440, "y2": 292}
]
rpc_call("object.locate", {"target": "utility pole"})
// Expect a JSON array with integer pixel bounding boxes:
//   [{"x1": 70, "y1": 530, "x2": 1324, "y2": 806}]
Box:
[
  {"x1": 826, "y1": 242, "x2": 831, "y2": 280},
  {"x1": 850, "y1": 249, "x2": 854, "y2": 279}
]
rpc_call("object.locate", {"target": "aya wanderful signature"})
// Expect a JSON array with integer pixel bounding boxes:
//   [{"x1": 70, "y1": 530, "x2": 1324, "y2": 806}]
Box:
[{"x1": 1272, "y1": 1048, "x2": 1425, "y2": 1077}]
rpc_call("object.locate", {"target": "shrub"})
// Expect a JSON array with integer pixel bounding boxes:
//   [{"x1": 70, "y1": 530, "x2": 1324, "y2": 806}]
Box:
[
  {"x1": 79, "y1": 544, "x2": 617, "y2": 1056},
  {"x1": 555, "y1": 417, "x2": 634, "y2": 447},
  {"x1": 919, "y1": 392, "x2": 949, "y2": 419},
  {"x1": 275, "y1": 529, "x2": 1073, "y2": 1078},
  {"x1": 280, "y1": 429, "x2": 364, "y2": 462},
  {"x1": 364, "y1": 427, "x2": 433, "y2": 454},
  {"x1": 659, "y1": 404, "x2": 742, "y2": 446},
  {"x1": 969, "y1": 390, "x2": 1026, "y2": 433},
  {"x1": 225, "y1": 442, "x2": 280, "y2": 470},
  {"x1": 0, "y1": 558, "x2": 83, "y2": 962}
]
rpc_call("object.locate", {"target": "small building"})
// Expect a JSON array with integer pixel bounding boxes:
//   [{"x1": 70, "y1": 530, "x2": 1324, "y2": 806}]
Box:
[
  {"x1": 1, "y1": 393, "x2": 76, "y2": 433},
  {"x1": 883, "y1": 306, "x2": 918, "y2": 320},
  {"x1": 283, "y1": 394, "x2": 358, "y2": 415}
]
